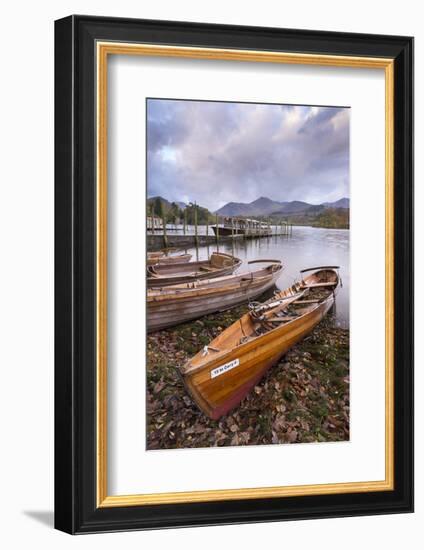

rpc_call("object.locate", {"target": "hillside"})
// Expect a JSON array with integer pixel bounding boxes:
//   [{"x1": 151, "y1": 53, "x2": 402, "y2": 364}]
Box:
[
  {"x1": 312, "y1": 207, "x2": 350, "y2": 229},
  {"x1": 215, "y1": 197, "x2": 283, "y2": 217},
  {"x1": 216, "y1": 196, "x2": 349, "y2": 217},
  {"x1": 283, "y1": 206, "x2": 349, "y2": 229},
  {"x1": 322, "y1": 197, "x2": 350, "y2": 209}
]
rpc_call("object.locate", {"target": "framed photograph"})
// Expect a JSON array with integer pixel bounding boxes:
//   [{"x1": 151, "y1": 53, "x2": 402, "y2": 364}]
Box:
[{"x1": 54, "y1": 15, "x2": 413, "y2": 533}]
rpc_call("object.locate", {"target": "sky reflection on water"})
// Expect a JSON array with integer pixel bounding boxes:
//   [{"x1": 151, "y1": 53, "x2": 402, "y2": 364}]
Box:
[{"x1": 184, "y1": 225, "x2": 350, "y2": 328}]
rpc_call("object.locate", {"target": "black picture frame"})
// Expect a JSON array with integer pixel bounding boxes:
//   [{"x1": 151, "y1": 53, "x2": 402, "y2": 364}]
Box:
[{"x1": 55, "y1": 15, "x2": 414, "y2": 534}]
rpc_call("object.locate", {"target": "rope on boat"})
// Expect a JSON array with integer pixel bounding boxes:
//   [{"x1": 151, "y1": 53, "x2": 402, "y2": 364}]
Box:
[{"x1": 201, "y1": 344, "x2": 221, "y2": 356}]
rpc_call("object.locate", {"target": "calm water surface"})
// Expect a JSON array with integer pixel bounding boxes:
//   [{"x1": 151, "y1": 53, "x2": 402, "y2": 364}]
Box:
[{"x1": 182, "y1": 225, "x2": 350, "y2": 328}]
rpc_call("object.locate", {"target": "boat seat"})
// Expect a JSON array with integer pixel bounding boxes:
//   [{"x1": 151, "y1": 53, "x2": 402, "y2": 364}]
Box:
[
  {"x1": 199, "y1": 266, "x2": 215, "y2": 272},
  {"x1": 267, "y1": 316, "x2": 298, "y2": 323}
]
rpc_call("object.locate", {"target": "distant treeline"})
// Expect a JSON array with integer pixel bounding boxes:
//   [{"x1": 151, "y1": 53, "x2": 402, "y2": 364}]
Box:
[
  {"x1": 279, "y1": 207, "x2": 349, "y2": 229},
  {"x1": 147, "y1": 196, "x2": 349, "y2": 229},
  {"x1": 247, "y1": 207, "x2": 349, "y2": 229},
  {"x1": 312, "y1": 207, "x2": 350, "y2": 229},
  {"x1": 147, "y1": 196, "x2": 214, "y2": 224}
]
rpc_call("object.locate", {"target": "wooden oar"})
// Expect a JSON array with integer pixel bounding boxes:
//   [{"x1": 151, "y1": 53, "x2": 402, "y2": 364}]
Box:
[
  {"x1": 300, "y1": 265, "x2": 340, "y2": 273},
  {"x1": 301, "y1": 282, "x2": 338, "y2": 289}
]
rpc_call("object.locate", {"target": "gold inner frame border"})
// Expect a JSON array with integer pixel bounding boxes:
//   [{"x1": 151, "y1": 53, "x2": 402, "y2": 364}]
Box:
[{"x1": 96, "y1": 41, "x2": 394, "y2": 508}]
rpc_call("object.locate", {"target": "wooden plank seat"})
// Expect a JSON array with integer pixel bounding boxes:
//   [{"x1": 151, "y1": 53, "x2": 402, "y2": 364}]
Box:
[
  {"x1": 267, "y1": 316, "x2": 299, "y2": 323},
  {"x1": 301, "y1": 282, "x2": 337, "y2": 288}
]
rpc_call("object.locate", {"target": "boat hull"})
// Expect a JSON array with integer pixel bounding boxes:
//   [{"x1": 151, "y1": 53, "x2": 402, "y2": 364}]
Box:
[
  {"x1": 147, "y1": 253, "x2": 192, "y2": 266},
  {"x1": 182, "y1": 296, "x2": 334, "y2": 420},
  {"x1": 148, "y1": 264, "x2": 239, "y2": 287},
  {"x1": 147, "y1": 269, "x2": 282, "y2": 332},
  {"x1": 147, "y1": 253, "x2": 242, "y2": 288}
]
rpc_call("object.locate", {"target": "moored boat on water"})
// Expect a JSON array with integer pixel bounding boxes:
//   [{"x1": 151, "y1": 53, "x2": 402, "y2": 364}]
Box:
[
  {"x1": 180, "y1": 267, "x2": 340, "y2": 420},
  {"x1": 211, "y1": 226, "x2": 245, "y2": 236},
  {"x1": 147, "y1": 259, "x2": 283, "y2": 332},
  {"x1": 147, "y1": 252, "x2": 242, "y2": 288}
]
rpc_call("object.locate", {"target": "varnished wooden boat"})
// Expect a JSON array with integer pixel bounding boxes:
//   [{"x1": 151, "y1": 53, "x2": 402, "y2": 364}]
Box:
[
  {"x1": 147, "y1": 252, "x2": 242, "y2": 288},
  {"x1": 147, "y1": 260, "x2": 283, "y2": 332},
  {"x1": 180, "y1": 267, "x2": 339, "y2": 420},
  {"x1": 147, "y1": 252, "x2": 192, "y2": 266}
]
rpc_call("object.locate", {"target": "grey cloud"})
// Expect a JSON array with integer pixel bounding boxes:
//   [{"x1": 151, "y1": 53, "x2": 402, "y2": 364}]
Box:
[{"x1": 147, "y1": 99, "x2": 349, "y2": 211}]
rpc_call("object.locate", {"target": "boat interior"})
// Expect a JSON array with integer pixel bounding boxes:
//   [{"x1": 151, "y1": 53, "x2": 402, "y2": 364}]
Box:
[
  {"x1": 148, "y1": 260, "x2": 282, "y2": 296},
  {"x1": 147, "y1": 252, "x2": 241, "y2": 277},
  {"x1": 188, "y1": 268, "x2": 339, "y2": 367}
]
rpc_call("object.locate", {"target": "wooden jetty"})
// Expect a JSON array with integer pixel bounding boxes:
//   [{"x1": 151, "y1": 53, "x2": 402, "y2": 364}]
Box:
[
  {"x1": 147, "y1": 203, "x2": 293, "y2": 251},
  {"x1": 146, "y1": 215, "x2": 163, "y2": 232},
  {"x1": 211, "y1": 218, "x2": 271, "y2": 237},
  {"x1": 180, "y1": 267, "x2": 339, "y2": 419}
]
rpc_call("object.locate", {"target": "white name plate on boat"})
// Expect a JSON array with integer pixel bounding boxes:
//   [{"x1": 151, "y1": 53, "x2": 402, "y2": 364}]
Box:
[{"x1": 210, "y1": 359, "x2": 240, "y2": 379}]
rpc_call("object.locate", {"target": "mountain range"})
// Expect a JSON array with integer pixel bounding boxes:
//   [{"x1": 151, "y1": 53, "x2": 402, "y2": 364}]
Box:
[{"x1": 215, "y1": 196, "x2": 349, "y2": 217}]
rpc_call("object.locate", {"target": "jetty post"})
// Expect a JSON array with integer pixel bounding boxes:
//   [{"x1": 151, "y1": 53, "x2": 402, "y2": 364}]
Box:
[
  {"x1": 194, "y1": 201, "x2": 198, "y2": 245},
  {"x1": 149, "y1": 203, "x2": 155, "y2": 233},
  {"x1": 215, "y1": 213, "x2": 219, "y2": 244},
  {"x1": 183, "y1": 209, "x2": 187, "y2": 235},
  {"x1": 162, "y1": 208, "x2": 168, "y2": 248}
]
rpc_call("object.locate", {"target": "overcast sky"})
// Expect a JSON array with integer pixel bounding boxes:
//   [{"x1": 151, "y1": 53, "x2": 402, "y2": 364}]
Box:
[{"x1": 147, "y1": 99, "x2": 349, "y2": 211}]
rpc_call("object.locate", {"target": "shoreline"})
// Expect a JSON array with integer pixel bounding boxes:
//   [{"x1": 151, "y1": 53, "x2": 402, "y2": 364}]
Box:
[{"x1": 146, "y1": 304, "x2": 350, "y2": 450}]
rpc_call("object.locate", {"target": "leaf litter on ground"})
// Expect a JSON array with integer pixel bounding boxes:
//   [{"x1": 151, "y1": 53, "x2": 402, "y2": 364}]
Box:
[{"x1": 146, "y1": 305, "x2": 349, "y2": 450}]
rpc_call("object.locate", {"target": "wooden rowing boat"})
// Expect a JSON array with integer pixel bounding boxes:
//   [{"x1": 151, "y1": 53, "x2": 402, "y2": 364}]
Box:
[
  {"x1": 147, "y1": 252, "x2": 192, "y2": 266},
  {"x1": 147, "y1": 252, "x2": 242, "y2": 288},
  {"x1": 180, "y1": 267, "x2": 339, "y2": 420},
  {"x1": 147, "y1": 260, "x2": 283, "y2": 332}
]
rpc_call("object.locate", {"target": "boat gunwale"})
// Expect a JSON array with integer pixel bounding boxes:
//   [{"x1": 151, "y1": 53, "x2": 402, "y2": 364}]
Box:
[
  {"x1": 180, "y1": 269, "x2": 339, "y2": 377},
  {"x1": 180, "y1": 294, "x2": 335, "y2": 376},
  {"x1": 148, "y1": 252, "x2": 241, "y2": 274},
  {"x1": 147, "y1": 253, "x2": 243, "y2": 287}
]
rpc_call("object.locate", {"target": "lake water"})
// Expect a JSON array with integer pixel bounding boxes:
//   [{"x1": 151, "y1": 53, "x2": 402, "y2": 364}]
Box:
[{"x1": 181, "y1": 225, "x2": 350, "y2": 328}]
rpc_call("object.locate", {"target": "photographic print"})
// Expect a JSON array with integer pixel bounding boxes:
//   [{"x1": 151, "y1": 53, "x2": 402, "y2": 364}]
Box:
[
  {"x1": 146, "y1": 98, "x2": 350, "y2": 450},
  {"x1": 55, "y1": 17, "x2": 413, "y2": 532}
]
